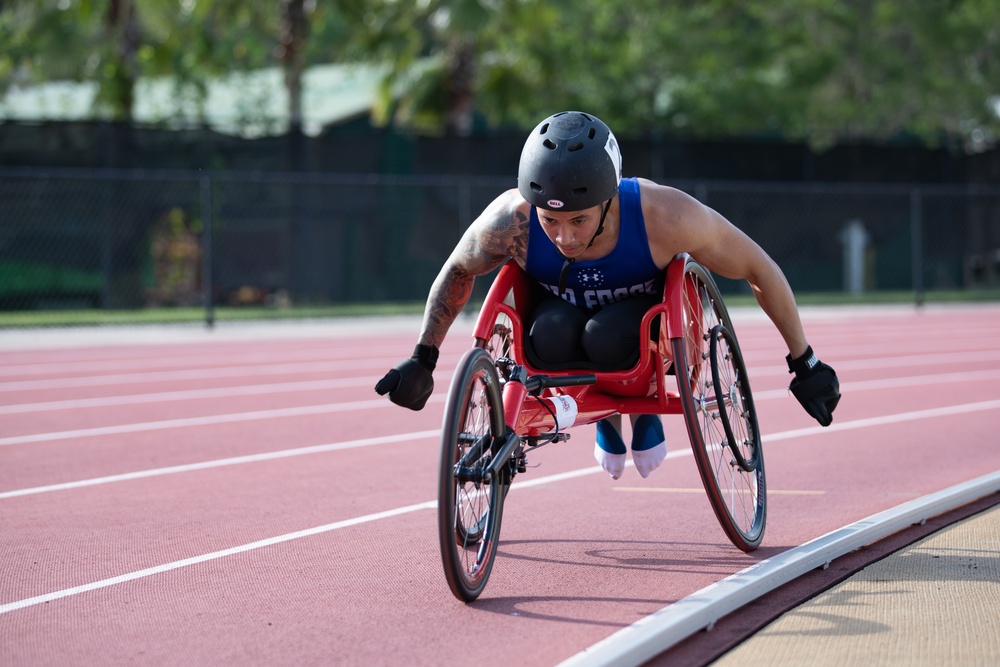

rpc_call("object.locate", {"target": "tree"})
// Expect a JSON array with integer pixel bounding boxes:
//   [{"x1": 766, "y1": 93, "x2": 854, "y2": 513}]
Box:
[
  {"x1": 551, "y1": 0, "x2": 1000, "y2": 150},
  {"x1": 2, "y1": 0, "x2": 998, "y2": 149},
  {"x1": 0, "y1": 1, "x2": 360, "y2": 131},
  {"x1": 277, "y1": 0, "x2": 308, "y2": 134},
  {"x1": 349, "y1": 0, "x2": 478, "y2": 135}
]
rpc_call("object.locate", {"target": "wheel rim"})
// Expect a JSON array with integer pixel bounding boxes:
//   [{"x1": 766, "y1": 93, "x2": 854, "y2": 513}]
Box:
[
  {"x1": 439, "y1": 349, "x2": 505, "y2": 600},
  {"x1": 453, "y1": 364, "x2": 497, "y2": 579},
  {"x1": 679, "y1": 264, "x2": 766, "y2": 549}
]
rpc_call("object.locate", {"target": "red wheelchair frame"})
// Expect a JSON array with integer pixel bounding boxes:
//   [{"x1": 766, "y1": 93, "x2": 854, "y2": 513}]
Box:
[{"x1": 437, "y1": 253, "x2": 765, "y2": 602}]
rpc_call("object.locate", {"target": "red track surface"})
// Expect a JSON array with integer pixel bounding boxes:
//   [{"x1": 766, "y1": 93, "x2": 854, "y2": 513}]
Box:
[{"x1": 3, "y1": 305, "x2": 1000, "y2": 666}]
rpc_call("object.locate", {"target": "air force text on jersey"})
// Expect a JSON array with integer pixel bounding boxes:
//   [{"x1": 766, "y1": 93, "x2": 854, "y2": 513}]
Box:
[{"x1": 537, "y1": 278, "x2": 660, "y2": 311}]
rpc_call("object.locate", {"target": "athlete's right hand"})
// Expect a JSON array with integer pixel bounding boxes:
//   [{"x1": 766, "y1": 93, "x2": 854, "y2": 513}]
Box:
[{"x1": 374, "y1": 343, "x2": 439, "y2": 411}]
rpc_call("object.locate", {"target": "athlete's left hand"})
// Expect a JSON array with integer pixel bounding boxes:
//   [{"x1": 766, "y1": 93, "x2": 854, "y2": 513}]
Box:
[{"x1": 786, "y1": 346, "x2": 840, "y2": 427}]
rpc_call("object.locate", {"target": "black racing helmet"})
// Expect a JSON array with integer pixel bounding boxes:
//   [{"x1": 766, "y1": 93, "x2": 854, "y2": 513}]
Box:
[{"x1": 517, "y1": 111, "x2": 623, "y2": 211}]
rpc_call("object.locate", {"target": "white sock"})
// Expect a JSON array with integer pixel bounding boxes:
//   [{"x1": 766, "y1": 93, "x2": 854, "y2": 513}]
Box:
[
  {"x1": 631, "y1": 441, "x2": 667, "y2": 479},
  {"x1": 593, "y1": 443, "x2": 627, "y2": 480}
]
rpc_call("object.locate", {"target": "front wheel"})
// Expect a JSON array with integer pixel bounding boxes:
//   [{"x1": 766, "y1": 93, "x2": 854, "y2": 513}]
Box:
[
  {"x1": 438, "y1": 347, "x2": 508, "y2": 601},
  {"x1": 673, "y1": 260, "x2": 766, "y2": 551}
]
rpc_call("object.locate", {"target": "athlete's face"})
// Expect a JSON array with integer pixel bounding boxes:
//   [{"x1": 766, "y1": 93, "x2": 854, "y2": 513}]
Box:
[{"x1": 537, "y1": 203, "x2": 605, "y2": 259}]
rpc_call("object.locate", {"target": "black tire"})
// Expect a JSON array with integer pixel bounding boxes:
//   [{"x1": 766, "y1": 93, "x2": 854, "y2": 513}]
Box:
[
  {"x1": 438, "y1": 347, "x2": 508, "y2": 601},
  {"x1": 672, "y1": 260, "x2": 766, "y2": 551}
]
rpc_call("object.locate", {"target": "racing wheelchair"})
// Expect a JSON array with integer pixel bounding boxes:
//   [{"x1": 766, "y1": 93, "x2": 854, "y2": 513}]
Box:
[{"x1": 438, "y1": 253, "x2": 765, "y2": 602}]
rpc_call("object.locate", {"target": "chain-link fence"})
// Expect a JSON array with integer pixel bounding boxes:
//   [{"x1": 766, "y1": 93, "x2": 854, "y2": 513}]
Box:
[
  {"x1": 692, "y1": 181, "x2": 1000, "y2": 298},
  {"x1": 2, "y1": 167, "x2": 999, "y2": 324}
]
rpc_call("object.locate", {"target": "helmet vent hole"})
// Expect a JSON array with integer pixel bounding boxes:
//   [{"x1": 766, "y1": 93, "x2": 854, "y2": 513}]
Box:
[
  {"x1": 571, "y1": 187, "x2": 588, "y2": 196},
  {"x1": 530, "y1": 182, "x2": 544, "y2": 193},
  {"x1": 588, "y1": 128, "x2": 596, "y2": 139},
  {"x1": 543, "y1": 139, "x2": 558, "y2": 150},
  {"x1": 567, "y1": 142, "x2": 584, "y2": 152},
  {"x1": 539, "y1": 123, "x2": 550, "y2": 134}
]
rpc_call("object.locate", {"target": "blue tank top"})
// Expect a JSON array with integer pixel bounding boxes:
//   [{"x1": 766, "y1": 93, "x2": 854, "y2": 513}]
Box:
[{"x1": 525, "y1": 177, "x2": 664, "y2": 312}]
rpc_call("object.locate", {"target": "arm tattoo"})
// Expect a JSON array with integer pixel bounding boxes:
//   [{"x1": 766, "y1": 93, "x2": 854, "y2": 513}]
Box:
[
  {"x1": 420, "y1": 264, "x2": 475, "y2": 347},
  {"x1": 477, "y1": 208, "x2": 529, "y2": 267},
  {"x1": 419, "y1": 203, "x2": 529, "y2": 347}
]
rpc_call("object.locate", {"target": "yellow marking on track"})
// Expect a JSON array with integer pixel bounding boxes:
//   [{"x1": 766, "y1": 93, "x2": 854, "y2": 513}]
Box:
[
  {"x1": 613, "y1": 487, "x2": 825, "y2": 495},
  {"x1": 768, "y1": 489, "x2": 827, "y2": 495},
  {"x1": 613, "y1": 487, "x2": 706, "y2": 493}
]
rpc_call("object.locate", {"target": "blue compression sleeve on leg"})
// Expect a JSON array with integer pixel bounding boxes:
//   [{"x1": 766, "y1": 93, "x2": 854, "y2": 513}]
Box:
[
  {"x1": 594, "y1": 418, "x2": 627, "y2": 480},
  {"x1": 631, "y1": 414, "x2": 664, "y2": 451},
  {"x1": 596, "y1": 418, "x2": 627, "y2": 454},
  {"x1": 631, "y1": 415, "x2": 667, "y2": 479}
]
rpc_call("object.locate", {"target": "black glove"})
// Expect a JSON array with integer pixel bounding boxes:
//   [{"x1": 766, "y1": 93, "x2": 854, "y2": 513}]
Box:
[
  {"x1": 787, "y1": 346, "x2": 840, "y2": 427},
  {"x1": 374, "y1": 343, "x2": 439, "y2": 411}
]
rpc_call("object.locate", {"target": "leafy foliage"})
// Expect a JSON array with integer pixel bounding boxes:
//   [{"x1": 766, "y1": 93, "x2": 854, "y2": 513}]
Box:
[{"x1": 2, "y1": 0, "x2": 997, "y2": 149}]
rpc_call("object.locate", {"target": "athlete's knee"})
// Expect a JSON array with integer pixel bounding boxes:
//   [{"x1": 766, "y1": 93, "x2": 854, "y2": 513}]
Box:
[
  {"x1": 529, "y1": 298, "x2": 587, "y2": 364},
  {"x1": 581, "y1": 297, "x2": 655, "y2": 368},
  {"x1": 581, "y1": 320, "x2": 635, "y2": 367}
]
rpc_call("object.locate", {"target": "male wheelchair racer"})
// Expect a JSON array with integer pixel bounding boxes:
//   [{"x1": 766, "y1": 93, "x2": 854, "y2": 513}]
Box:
[{"x1": 438, "y1": 253, "x2": 764, "y2": 601}]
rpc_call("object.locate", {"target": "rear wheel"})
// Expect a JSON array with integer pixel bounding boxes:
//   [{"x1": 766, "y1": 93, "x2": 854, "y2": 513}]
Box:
[
  {"x1": 672, "y1": 260, "x2": 766, "y2": 551},
  {"x1": 438, "y1": 347, "x2": 508, "y2": 601}
]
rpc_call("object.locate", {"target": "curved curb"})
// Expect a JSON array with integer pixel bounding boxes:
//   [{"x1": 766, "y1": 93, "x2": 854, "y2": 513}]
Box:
[{"x1": 558, "y1": 469, "x2": 1000, "y2": 667}]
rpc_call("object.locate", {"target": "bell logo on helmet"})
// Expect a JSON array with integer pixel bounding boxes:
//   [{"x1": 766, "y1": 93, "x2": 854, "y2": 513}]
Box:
[{"x1": 547, "y1": 199, "x2": 565, "y2": 208}]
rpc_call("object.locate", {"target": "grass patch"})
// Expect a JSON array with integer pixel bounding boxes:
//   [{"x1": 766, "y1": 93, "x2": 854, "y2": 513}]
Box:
[
  {"x1": 0, "y1": 302, "x2": 426, "y2": 328},
  {"x1": 0, "y1": 290, "x2": 997, "y2": 329}
]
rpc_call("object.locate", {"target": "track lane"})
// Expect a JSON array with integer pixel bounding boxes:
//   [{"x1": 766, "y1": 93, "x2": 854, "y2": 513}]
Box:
[
  {"x1": 2, "y1": 305, "x2": 1000, "y2": 666},
  {"x1": 4, "y1": 396, "x2": 998, "y2": 604},
  {"x1": 6, "y1": 408, "x2": 996, "y2": 666},
  {"x1": 1, "y1": 369, "x2": 993, "y2": 495}
]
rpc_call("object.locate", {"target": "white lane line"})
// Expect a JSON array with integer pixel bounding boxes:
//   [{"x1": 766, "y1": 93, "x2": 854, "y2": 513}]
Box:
[
  {"x1": 0, "y1": 377, "x2": 375, "y2": 415},
  {"x1": 0, "y1": 344, "x2": 406, "y2": 377},
  {"x1": 10, "y1": 398, "x2": 995, "y2": 500},
  {"x1": 0, "y1": 352, "x2": 464, "y2": 394},
  {"x1": 6, "y1": 365, "x2": 1000, "y2": 416},
  {"x1": 4, "y1": 344, "x2": 999, "y2": 395},
  {"x1": 761, "y1": 398, "x2": 1000, "y2": 444},
  {"x1": 5, "y1": 363, "x2": 999, "y2": 447},
  {"x1": 0, "y1": 430, "x2": 441, "y2": 499},
  {"x1": 745, "y1": 348, "x2": 1000, "y2": 379},
  {"x1": 841, "y1": 368, "x2": 1000, "y2": 389},
  {"x1": 0, "y1": 388, "x2": 1000, "y2": 499},
  {"x1": 2, "y1": 402, "x2": 999, "y2": 615},
  {"x1": 750, "y1": 368, "x2": 1000, "y2": 400},
  {"x1": 557, "y1": 469, "x2": 1000, "y2": 667},
  {"x1": 0, "y1": 358, "x2": 392, "y2": 393},
  {"x1": 0, "y1": 439, "x2": 685, "y2": 501},
  {"x1": 0, "y1": 460, "x2": 621, "y2": 614},
  {"x1": 0, "y1": 395, "x2": 444, "y2": 447},
  {"x1": 0, "y1": 500, "x2": 439, "y2": 616}
]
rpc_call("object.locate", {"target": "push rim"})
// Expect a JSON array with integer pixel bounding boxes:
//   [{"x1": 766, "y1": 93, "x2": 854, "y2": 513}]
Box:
[{"x1": 673, "y1": 260, "x2": 766, "y2": 551}]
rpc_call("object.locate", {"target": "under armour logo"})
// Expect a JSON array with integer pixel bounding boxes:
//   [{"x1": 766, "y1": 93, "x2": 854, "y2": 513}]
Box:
[{"x1": 579, "y1": 270, "x2": 605, "y2": 285}]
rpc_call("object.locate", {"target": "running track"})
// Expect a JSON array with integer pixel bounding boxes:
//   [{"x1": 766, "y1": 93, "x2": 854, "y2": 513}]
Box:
[{"x1": 3, "y1": 305, "x2": 1000, "y2": 666}]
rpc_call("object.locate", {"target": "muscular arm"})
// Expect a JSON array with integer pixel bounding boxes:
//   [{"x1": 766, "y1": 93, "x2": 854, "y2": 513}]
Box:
[
  {"x1": 724, "y1": 239, "x2": 809, "y2": 359},
  {"x1": 644, "y1": 183, "x2": 809, "y2": 359},
  {"x1": 418, "y1": 191, "x2": 530, "y2": 348}
]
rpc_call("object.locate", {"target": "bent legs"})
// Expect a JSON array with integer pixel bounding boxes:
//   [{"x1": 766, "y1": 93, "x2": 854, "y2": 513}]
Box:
[{"x1": 528, "y1": 295, "x2": 658, "y2": 370}]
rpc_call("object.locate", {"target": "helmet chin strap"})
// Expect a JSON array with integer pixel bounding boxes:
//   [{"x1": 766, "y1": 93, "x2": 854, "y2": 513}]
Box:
[{"x1": 557, "y1": 198, "x2": 613, "y2": 296}]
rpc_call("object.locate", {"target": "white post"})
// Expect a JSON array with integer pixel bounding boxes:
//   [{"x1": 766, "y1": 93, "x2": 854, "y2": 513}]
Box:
[{"x1": 839, "y1": 219, "x2": 870, "y2": 294}]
